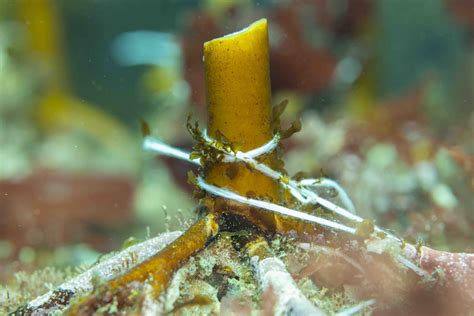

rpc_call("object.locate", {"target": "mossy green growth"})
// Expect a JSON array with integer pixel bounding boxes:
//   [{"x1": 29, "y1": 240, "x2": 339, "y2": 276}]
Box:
[
  {"x1": 297, "y1": 278, "x2": 373, "y2": 315},
  {"x1": 0, "y1": 267, "x2": 77, "y2": 314}
]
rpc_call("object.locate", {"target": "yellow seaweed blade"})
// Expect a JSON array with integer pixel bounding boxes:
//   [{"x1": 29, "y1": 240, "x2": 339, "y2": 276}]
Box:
[
  {"x1": 19, "y1": 0, "x2": 68, "y2": 91},
  {"x1": 36, "y1": 91, "x2": 133, "y2": 153},
  {"x1": 204, "y1": 19, "x2": 273, "y2": 152},
  {"x1": 203, "y1": 19, "x2": 281, "y2": 229},
  {"x1": 19, "y1": 0, "x2": 133, "y2": 153}
]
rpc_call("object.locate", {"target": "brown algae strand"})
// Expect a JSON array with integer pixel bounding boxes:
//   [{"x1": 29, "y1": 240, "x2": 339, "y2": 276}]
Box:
[{"x1": 109, "y1": 214, "x2": 218, "y2": 296}]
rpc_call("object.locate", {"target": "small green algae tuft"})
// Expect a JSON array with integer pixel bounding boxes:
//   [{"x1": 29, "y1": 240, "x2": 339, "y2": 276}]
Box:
[{"x1": 0, "y1": 267, "x2": 77, "y2": 314}]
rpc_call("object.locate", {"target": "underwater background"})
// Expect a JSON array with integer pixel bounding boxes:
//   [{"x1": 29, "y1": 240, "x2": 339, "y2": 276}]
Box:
[{"x1": 0, "y1": 0, "x2": 473, "y2": 313}]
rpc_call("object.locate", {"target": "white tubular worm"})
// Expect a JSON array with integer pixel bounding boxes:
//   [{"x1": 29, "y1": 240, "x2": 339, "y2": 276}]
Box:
[
  {"x1": 395, "y1": 254, "x2": 430, "y2": 277},
  {"x1": 335, "y1": 299, "x2": 376, "y2": 316},
  {"x1": 251, "y1": 256, "x2": 326, "y2": 316}
]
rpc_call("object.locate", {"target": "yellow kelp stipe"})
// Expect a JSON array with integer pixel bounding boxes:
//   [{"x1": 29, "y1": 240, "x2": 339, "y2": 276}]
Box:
[
  {"x1": 204, "y1": 20, "x2": 280, "y2": 228},
  {"x1": 18, "y1": 0, "x2": 132, "y2": 152}
]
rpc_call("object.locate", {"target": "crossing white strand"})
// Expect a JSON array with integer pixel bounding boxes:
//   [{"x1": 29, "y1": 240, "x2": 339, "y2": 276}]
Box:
[
  {"x1": 196, "y1": 177, "x2": 357, "y2": 235},
  {"x1": 145, "y1": 130, "x2": 356, "y2": 216},
  {"x1": 143, "y1": 131, "x2": 424, "y2": 275}
]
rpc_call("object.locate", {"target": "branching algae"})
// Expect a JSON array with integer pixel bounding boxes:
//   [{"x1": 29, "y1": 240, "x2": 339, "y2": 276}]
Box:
[{"x1": 12, "y1": 19, "x2": 473, "y2": 315}]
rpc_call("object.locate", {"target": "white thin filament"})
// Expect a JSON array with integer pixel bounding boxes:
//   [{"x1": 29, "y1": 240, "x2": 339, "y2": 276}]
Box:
[
  {"x1": 143, "y1": 136, "x2": 200, "y2": 165},
  {"x1": 335, "y1": 299, "x2": 376, "y2": 316},
  {"x1": 196, "y1": 177, "x2": 357, "y2": 235},
  {"x1": 202, "y1": 129, "x2": 357, "y2": 213},
  {"x1": 202, "y1": 130, "x2": 280, "y2": 161},
  {"x1": 143, "y1": 133, "x2": 426, "y2": 276},
  {"x1": 143, "y1": 134, "x2": 360, "y2": 224},
  {"x1": 299, "y1": 178, "x2": 356, "y2": 213}
]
